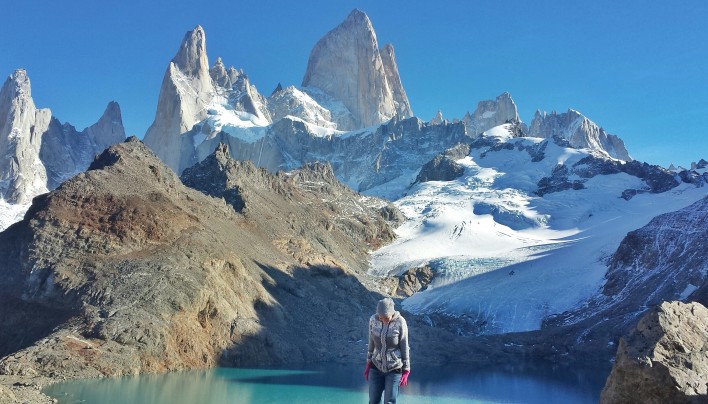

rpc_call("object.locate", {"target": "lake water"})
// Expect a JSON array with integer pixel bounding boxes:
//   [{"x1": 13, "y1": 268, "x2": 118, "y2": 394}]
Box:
[{"x1": 44, "y1": 363, "x2": 609, "y2": 403}]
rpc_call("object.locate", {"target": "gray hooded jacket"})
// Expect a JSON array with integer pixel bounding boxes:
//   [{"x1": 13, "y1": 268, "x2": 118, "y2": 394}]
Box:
[{"x1": 367, "y1": 311, "x2": 410, "y2": 372}]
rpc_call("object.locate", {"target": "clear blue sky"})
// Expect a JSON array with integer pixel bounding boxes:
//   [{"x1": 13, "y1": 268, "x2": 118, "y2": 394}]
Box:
[{"x1": 2, "y1": 0, "x2": 706, "y2": 167}]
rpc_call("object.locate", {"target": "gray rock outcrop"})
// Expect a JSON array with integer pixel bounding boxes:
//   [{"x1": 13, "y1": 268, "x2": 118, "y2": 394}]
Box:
[
  {"x1": 529, "y1": 109, "x2": 631, "y2": 161},
  {"x1": 600, "y1": 301, "x2": 708, "y2": 403},
  {"x1": 415, "y1": 143, "x2": 470, "y2": 183},
  {"x1": 302, "y1": 9, "x2": 412, "y2": 130},
  {"x1": 462, "y1": 92, "x2": 521, "y2": 136}
]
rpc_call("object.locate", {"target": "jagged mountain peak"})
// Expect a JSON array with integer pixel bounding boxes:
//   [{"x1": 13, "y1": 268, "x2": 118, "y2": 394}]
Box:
[
  {"x1": 463, "y1": 92, "x2": 521, "y2": 136},
  {"x1": 343, "y1": 8, "x2": 374, "y2": 29},
  {"x1": 101, "y1": 100, "x2": 121, "y2": 121},
  {"x1": 172, "y1": 25, "x2": 209, "y2": 77},
  {"x1": 270, "y1": 82, "x2": 283, "y2": 96},
  {"x1": 4, "y1": 69, "x2": 31, "y2": 97},
  {"x1": 301, "y1": 9, "x2": 410, "y2": 130},
  {"x1": 529, "y1": 107, "x2": 631, "y2": 161}
]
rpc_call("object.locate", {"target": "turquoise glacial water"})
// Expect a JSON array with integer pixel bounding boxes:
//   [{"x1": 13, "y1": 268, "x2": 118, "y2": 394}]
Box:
[{"x1": 44, "y1": 363, "x2": 609, "y2": 403}]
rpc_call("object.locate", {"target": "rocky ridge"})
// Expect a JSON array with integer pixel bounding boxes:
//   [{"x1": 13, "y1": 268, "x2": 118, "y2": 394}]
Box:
[
  {"x1": 0, "y1": 138, "x2": 496, "y2": 387},
  {"x1": 0, "y1": 138, "x2": 389, "y2": 379},
  {"x1": 181, "y1": 142, "x2": 402, "y2": 270}
]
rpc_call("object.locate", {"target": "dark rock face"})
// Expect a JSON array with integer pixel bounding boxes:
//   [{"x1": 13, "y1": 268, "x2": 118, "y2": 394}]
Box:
[
  {"x1": 415, "y1": 144, "x2": 470, "y2": 183},
  {"x1": 536, "y1": 155, "x2": 681, "y2": 198},
  {"x1": 392, "y1": 265, "x2": 434, "y2": 297},
  {"x1": 603, "y1": 196, "x2": 708, "y2": 299},
  {"x1": 536, "y1": 164, "x2": 585, "y2": 196},
  {"x1": 40, "y1": 102, "x2": 126, "y2": 190},
  {"x1": 600, "y1": 301, "x2": 708, "y2": 404}
]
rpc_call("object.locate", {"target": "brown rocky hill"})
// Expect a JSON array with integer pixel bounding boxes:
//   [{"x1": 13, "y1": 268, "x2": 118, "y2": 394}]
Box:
[
  {"x1": 0, "y1": 137, "x2": 401, "y2": 379},
  {"x1": 181, "y1": 142, "x2": 402, "y2": 275}
]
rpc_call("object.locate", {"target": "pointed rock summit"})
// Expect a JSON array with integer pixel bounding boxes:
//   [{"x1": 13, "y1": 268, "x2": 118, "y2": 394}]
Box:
[
  {"x1": 302, "y1": 9, "x2": 412, "y2": 130},
  {"x1": 529, "y1": 109, "x2": 631, "y2": 161},
  {"x1": 463, "y1": 92, "x2": 521, "y2": 136},
  {"x1": 144, "y1": 25, "x2": 215, "y2": 173},
  {"x1": 172, "y1": 25, "x2": 210, "y2": 78}
]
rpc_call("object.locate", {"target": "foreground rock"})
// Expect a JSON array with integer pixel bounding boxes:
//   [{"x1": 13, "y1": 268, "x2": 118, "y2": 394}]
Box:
[{"x1": 600, "y1": 301, "x2": 708, "y2": 403}]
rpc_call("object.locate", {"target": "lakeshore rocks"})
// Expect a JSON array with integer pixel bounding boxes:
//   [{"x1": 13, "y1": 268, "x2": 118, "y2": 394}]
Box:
[{"x1": 600, "y1": 301, "x2": 708, "y2": 404}]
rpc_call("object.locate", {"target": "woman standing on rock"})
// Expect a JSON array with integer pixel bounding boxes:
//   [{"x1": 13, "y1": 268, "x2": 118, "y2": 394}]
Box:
[{"x1": 364, "y1": 297, "x2": 410, "y2": 404}]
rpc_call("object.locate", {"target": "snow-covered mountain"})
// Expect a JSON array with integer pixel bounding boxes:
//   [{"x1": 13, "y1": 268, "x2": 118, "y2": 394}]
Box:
[
  {"x1": 368, "y1": 124, "x2": 708, "y2": 335},
  {"x1": 5, "y1": 7, "x2": 704, "y2": 349},
  {"x1": 529, "y1": 109, "x2": 631, "y2": 161},
  {"x1": 143, "y1": 10, "x2": 415, "y2": 175},
  {"x1": 0, "y1": 69, "x2": 125, "y2": 230}
]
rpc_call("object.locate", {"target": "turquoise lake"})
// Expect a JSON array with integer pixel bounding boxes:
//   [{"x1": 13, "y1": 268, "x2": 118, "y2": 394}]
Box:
[{"x1": 44, "y1": 363, "x2": 609, "y2": 403}]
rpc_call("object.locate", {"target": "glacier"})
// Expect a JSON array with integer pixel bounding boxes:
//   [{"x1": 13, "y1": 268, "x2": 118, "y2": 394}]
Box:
[{"x1": 369, "y1": 124, "x2": 708, "y2": 334}]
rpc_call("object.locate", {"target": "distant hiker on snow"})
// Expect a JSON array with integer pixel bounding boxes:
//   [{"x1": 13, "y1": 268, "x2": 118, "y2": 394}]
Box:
[{"x1": 364, "y1": 297, "x2": 410, "y2": 404}]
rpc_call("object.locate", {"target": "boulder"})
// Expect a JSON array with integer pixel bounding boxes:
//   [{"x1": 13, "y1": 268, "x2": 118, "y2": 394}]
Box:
[{"x1": 600, "y1": 301, "x2": 708, "y2": 403}]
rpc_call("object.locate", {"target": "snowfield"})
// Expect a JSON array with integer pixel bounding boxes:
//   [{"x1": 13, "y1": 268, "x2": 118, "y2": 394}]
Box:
[
  {"x1": 369, "y1": 125, "x2": 708, "y2": 334},
  {"x1": 0, "y1": 199, "x2": 30, "y2": 232}
]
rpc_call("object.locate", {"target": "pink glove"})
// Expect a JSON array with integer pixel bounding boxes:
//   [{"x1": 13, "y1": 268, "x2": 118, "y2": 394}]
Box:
[
  {"x1": 400, "y1": 370, "x2": 410, "y2": 386},
  {"x1": 364, "y1": 362, "x2": 372, "y2": 381}
]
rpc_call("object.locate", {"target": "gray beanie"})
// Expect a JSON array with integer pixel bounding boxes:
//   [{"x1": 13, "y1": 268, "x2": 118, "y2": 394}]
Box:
[{"x1": 376, "y1": 298, "x2": 395, "y2": 316}]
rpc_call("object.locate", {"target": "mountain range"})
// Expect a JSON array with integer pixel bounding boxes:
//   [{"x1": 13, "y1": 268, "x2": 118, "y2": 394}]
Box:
[{"x1": 0, "y1": 8, "x2": 706, "y2": 400}]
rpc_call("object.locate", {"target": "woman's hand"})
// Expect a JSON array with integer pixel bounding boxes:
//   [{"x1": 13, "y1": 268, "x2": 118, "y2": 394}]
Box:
[
  {"x1": 364, "y1": 362, "x2": 372, "y2": 381},
  {"x1": 400, "y1": 370, "x2": 410, "y2": 386}
]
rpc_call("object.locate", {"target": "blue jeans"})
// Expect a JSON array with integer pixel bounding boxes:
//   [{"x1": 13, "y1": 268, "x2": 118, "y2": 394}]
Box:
[{"x1": 368, "y1": 366, "x2": 402, "y2": 404}]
